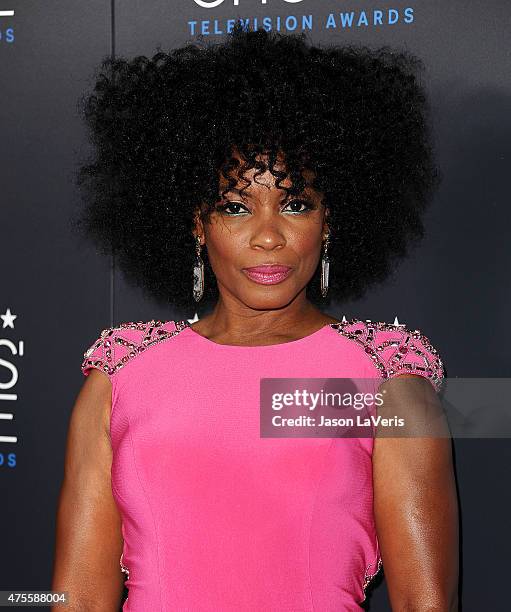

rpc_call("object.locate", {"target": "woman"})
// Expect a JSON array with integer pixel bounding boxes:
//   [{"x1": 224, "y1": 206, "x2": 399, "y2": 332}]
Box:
[{"x1": 52, "y1": 23, "x2": 459, "y2": 610}]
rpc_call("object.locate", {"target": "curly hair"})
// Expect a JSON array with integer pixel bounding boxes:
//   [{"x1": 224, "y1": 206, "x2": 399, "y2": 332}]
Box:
[{"x1": 74, "y1": 21, "x2": 440, "y2": 317}]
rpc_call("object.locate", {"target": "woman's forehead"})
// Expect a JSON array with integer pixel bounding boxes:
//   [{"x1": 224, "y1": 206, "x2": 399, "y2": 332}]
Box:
[{"x1": 218, "y1": 158, "x2": 317, "y2": 194}]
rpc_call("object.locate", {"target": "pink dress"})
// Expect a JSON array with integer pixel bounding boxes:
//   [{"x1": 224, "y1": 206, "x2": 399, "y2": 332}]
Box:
[{"x1": 81, "y1": 318, "x2": 444, "y2": 611}]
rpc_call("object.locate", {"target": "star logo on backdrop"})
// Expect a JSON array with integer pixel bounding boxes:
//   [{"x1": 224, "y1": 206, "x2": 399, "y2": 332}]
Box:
[
  {"x1": 340, "y1": 314, "x2": 405, "y2": 326},
  {"x1": 187, "y1": 312, "x2": 200, "y2": 324},
  {"x1": 1, "y1": 308, "x2": 17, "y2": 329}
]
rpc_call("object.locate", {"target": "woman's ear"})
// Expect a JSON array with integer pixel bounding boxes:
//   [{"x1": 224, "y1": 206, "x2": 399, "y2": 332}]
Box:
[
  {"x1": 322, "y1": 207, "x2": 331, "y2": 240},
  {"x1": 192, "y1": 206, "x2": 205, "y2": 244}
]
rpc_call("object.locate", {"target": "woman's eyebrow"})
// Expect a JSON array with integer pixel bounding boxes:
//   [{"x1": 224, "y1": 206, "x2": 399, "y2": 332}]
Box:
[
  {"x1": 223, "y1": 187, "x2": 253, "y2": 196},
  {"x1": 222, "y1": 186, "x2": 311, "y2": 198},
  {"x1": 219, "y1": 187, "x2": 254, "y2": 200}
]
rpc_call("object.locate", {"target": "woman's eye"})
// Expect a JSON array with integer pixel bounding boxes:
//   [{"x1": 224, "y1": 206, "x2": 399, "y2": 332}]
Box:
[
  {"x1": 282, "y1": 199, "x2": 315, "y2": 214},
  {"x1": 215, "y1": 201, "x2": 249, "y2": 216},
  {"x1": 215, "y1": 199, "x2": 315, "y2": 216}
]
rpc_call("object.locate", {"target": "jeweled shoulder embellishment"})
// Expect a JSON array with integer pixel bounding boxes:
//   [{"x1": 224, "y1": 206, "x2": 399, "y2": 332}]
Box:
[
  {"x1": 81, "y1": 319, "x2": 190, "y2": 377},
  {"x1": 120, "y1": 552, "x2": 130, "y2": 580},
  {"x1": 330, "y1": 318, "x2": 445, "y2": 392},
  {"x1": 362, "y1": 556, "x2": 383, "y2": 599}
]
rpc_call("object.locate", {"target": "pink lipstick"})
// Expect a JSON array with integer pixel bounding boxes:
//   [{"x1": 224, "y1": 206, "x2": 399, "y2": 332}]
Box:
[{"x1": 242, "y1": 264, "x2": 292, "y2": 285}]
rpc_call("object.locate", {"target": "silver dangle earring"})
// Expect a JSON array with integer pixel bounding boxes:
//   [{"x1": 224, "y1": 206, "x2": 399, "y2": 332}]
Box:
[
  {"x1": 193, "y1": 235, "x2": 204, "y2": 302},
  {"x1": 320, "y1": 233, "x2": 330, "y2": 298}
]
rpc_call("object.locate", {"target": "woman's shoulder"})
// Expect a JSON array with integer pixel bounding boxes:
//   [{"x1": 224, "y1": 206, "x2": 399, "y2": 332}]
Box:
[
  {"x1": 81, "y1": 318, "x2": 190, "y2": 379},
  {"x1": 329, "y1": 316, "x2": 446, "y2": 392}
]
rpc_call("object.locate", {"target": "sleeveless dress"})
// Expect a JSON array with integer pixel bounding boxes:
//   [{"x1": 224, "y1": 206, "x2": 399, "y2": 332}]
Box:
[{"x1": 81, "y1": 318, "x2": 445, "y2": 611}]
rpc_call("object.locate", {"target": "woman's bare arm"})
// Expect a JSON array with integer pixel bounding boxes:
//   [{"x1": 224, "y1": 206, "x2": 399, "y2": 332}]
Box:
[
  {"x1": 51, "y1": 369, "x2": 124, "y2": 611},
  {"x1": 373, "y1": 374, "x2": 459, "y2": 611}
]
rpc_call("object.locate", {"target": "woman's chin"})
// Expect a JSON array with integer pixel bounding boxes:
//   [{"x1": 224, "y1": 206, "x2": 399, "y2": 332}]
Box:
[{"x1": 236, "y1": 286, "x2": 301, "y2": 310}]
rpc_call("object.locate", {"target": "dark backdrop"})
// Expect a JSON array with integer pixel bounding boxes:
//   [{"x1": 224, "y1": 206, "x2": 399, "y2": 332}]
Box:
[{"x1": 1, "y1": 1, "x2": 509, "y2": 609}]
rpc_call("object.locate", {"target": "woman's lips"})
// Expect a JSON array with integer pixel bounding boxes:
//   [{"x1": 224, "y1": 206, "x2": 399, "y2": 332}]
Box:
[{"x1": 242, "y1": 265, "x2": 292, "y2": 285}]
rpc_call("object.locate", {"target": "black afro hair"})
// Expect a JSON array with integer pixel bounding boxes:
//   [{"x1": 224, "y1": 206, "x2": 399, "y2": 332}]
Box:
[{"x1": 74, "y1": 21, "x2": 440, "y2": 317}]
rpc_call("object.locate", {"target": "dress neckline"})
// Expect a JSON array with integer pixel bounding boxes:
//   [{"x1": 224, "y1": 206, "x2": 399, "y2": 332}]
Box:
[{"x1": 179, "y1": 320, "x2": 339, "y2": 349}]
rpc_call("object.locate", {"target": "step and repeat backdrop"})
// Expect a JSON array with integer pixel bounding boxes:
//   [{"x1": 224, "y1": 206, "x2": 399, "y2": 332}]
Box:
[{"x1": 1, "y1": 1, "x2": 510, "y2": 609}]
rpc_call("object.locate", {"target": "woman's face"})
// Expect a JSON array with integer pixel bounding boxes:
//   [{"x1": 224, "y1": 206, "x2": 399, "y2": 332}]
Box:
[{"x1": 196, "y1": 152, "x2": 329, "y2": 311}]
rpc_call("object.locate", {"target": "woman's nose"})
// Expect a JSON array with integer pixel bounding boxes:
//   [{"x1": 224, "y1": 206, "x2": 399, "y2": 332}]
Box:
[{"x1": 248, "y1": 216, "x2": 286, "y2": 250}]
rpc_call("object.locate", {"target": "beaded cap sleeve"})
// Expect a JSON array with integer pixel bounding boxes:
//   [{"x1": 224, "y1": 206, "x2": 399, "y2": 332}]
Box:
[
  {"x1": 330, "y1": 318, "x2": 445, "y2": 392},
  {"x1": 81, "y1": 319, "x2": 189, "y2": 379}
]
